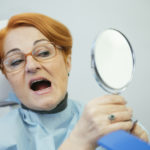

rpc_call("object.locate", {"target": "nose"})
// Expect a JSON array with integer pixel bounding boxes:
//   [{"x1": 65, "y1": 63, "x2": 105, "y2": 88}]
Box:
[{"x1": 25, "y1": 56, "x2": 41, "y2": 73}]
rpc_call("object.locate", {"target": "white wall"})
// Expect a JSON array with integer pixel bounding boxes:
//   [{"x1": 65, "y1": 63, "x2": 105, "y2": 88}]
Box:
[{"x1": 0, "y1": 0, "x2": 150, "y2": 132}]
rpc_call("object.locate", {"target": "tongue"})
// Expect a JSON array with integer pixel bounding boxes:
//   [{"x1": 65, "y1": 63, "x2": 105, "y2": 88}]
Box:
[
  {"x1": 34, "y1": 81, "x2": 50, "y2": 91},
  {"x1": 37, "y1": 84, "x2": 48, "y2": 91}
]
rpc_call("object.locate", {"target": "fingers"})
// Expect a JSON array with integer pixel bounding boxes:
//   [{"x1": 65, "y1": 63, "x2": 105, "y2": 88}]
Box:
[
  {"x1": 77, "y1": 94, "x2": 136, "y2": 147},
  {"x1": 70, "y1": 94, "x2": 149, "y2": 150},
  {"x1": 140, "y1": 132, "x2": 149, "y2": 143},
  {"x1": 99, "y1": 105, "x2": 132, "y2": 114},
  {"x1": 94, "y1": 110, "x2": 132, "y2": 126},
  {"x1": 103, "y1": 121, "x2": 133, "y2": 136},
  {"x1": 85, "y1": 104, "x2": 132, "y2": 119},
  {"x1": 131, "y1": 123, "x2": 149, "y2": 143},
  {"x1": 131, "y1": 123, "x2": 142, "y2": 135},
  {"x1": 109, "y1": 111, "x2": 133, "y2": 123},
  {"x1": 85, "y1": 95, "x2": 133, "y2": 125},
  {"x1": 92, "y1": 94, "x2": 126, "y2": 105}
]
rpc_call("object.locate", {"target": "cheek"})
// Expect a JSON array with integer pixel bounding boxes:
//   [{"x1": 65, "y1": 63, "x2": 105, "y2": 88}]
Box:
[
  {"x1": 43, "y1": 56, "x2": 68, "y2": 78},
  {"x1": 7, "y1": 73, "x2": 24, "y2": 89},
  {"x1": 42, "y1": 58, "x2": 68, "y2": 84}
]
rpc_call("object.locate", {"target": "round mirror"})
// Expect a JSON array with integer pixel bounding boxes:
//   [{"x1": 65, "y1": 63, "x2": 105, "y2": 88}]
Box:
[{"x1": 91, "y1": 29, "x2": 135, "y2": 94}]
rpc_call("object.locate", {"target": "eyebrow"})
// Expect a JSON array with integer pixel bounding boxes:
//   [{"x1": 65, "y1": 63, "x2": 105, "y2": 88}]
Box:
[
  {"x1": 33, "y1": 39, "x2": 49, "y2": 45},
  {"x1": 6, "y1": 48, "x2": 20, "y2": 56},
  {"x1": 5, "y1": 39, "x2": 49, "y2": 56}
]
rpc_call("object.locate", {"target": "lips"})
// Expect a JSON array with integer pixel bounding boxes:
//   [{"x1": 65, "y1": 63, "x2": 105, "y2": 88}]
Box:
[{"x1": 29, "y1": 77, "x2": 51, "y2": 95}]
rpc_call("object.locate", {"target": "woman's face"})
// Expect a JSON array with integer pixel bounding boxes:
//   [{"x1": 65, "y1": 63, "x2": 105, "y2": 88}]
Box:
[{"x1": 3, "y1": 26, "x2": 71, "y2": 111}]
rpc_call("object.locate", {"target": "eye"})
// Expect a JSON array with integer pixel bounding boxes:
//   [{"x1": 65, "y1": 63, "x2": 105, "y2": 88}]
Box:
[
  {"x1": 10, "y1": 59, "x2": 24, "y2": 67},
  {"x1": 37, "y1": 50, "x2": 51, "y2": 57}
]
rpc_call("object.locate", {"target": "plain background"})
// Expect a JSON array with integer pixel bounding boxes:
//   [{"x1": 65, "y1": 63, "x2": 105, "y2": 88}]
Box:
[{"x1": 0, "y1": 0, "x2": 150, "y2": 132}]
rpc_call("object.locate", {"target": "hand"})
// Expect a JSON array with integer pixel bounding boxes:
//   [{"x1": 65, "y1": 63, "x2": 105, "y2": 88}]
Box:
[
  {"x1": 68, "y1": 95, "x2": 133, "y2": 150},
  {"x1": 131, "y1": 123, "x2": 149, "y2": 143}
]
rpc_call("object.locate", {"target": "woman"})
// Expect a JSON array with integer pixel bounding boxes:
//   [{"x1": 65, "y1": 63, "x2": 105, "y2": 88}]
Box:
[{"x1": 0, "y1": 13, "x2": 148, "y2": 150}]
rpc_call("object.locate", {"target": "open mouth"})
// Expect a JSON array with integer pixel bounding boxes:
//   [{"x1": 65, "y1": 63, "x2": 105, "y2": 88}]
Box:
[{"x1": 30, "y1": 78, "x2": 51, "y2": 91}]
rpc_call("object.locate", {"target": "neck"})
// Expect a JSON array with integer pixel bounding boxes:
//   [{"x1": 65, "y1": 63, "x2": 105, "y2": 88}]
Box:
[{"x1": 21, "y1": 93, "x2": 68, "y2": 114}]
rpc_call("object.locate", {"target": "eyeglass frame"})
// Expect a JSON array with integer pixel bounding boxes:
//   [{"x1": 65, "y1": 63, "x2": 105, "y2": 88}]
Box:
[{"x1": 0, "y1": 41, "x2": 63, "y2": 73}]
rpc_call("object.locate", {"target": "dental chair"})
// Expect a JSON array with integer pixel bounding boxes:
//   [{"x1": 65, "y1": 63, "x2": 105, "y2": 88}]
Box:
[
  {"x1": 0, "y1": 20, "x2": 19, "y2": 117},
  {"x1": 0, "y1": 70, "x2": 19, "y2": 117}
]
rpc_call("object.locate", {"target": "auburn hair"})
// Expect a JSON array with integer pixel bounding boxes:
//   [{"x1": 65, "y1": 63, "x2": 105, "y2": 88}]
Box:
[{"x1": 0, "y1": 12, "x2": 72, "y2": 71}]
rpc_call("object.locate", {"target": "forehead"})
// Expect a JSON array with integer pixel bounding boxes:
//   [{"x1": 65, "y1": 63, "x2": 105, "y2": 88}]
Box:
[{"x1": 3, "y1": 26, "x2": 48, "y2": 54}]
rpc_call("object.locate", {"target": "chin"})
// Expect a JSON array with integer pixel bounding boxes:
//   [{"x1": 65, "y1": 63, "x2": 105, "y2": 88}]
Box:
[{"x1": 29, "y1": 96, "x2": 61, "y2": 111}]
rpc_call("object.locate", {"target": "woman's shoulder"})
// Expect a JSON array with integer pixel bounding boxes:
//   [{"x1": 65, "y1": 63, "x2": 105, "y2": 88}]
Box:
[
  {"x1": 0, "y1": 106, "x2": 23, "y2": 146},
  {"x1": 0, "y1": 105, "x2": 21, "y2": 131}
]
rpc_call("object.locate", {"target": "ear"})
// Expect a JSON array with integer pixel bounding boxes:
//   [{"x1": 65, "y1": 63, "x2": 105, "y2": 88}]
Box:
[{"x1": 66, "y1": 54, "x2": 71, "y2": 73}]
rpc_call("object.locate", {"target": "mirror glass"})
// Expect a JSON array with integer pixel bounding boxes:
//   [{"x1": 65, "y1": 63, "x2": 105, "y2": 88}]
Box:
[{"x1": 91, "y1": 29, "x2": 135, "y2": 94}]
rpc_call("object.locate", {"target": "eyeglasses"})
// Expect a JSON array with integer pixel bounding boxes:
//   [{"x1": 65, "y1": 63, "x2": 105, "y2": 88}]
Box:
[{"x1": 2, "y1": 42, "x2": 61, "y2": 73}]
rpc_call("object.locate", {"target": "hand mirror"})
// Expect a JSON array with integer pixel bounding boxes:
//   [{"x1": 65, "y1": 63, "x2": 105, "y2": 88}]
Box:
[
  {"x1": 91, "y1": 29, "x2": 135, "y2": 94},
  {"x1": 91, "y1": 29, "x2": 137, "y2": 148}
]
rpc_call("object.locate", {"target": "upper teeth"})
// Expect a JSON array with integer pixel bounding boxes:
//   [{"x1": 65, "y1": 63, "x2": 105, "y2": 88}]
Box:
[{"x1": 31, "y1": 79, "x2": 44, "y2": 84}]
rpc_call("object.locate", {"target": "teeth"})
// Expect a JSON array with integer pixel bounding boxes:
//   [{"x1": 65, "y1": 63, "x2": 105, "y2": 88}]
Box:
[{"x1": 31, "y1": 79, "x2": 44, "y2": 84}]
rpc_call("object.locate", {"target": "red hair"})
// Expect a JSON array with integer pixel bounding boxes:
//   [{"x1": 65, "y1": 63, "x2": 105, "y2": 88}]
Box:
[{"x1": 0, "y1": 13, "x2": 72, "y2": 71}]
